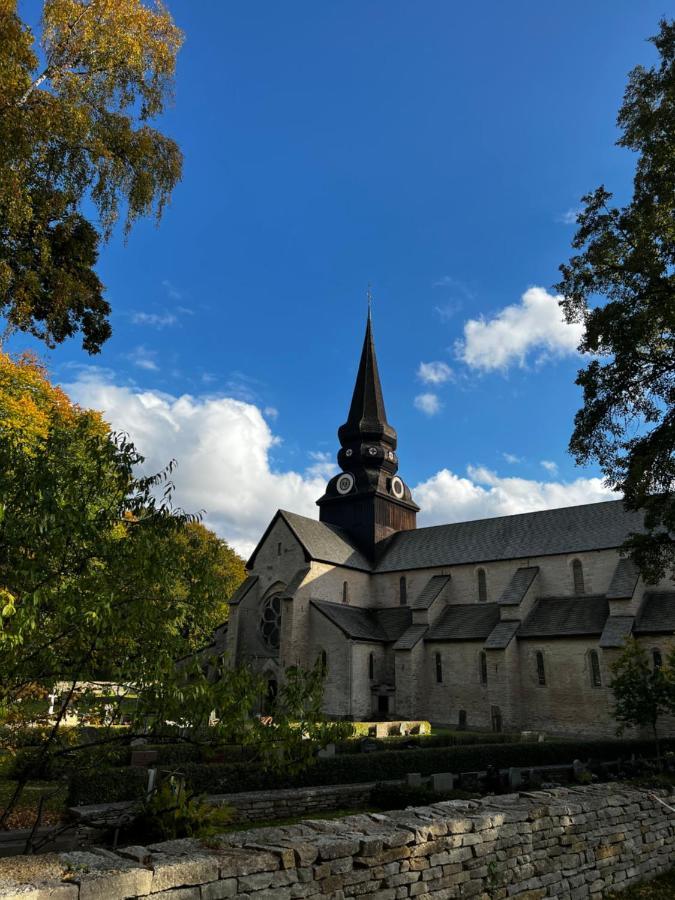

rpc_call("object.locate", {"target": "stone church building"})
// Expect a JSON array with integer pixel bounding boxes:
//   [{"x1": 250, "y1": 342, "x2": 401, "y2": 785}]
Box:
[{"x1": 217, "y1": 316, "x2": 674, "y2": 738}]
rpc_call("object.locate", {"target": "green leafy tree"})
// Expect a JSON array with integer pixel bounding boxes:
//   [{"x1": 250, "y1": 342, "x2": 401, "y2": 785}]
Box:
[
  {"x1": 610, "y1": 638, "x2": 674, "y2": 764},
  {"x1": 556, "y1": 19, "x2": 675, "y2": 582},
  {"x1": 0, "y1": 0, "x2": 183, "y2": 352},
  {"x1": 0, "y1": 352, "x2": 344, "y2": 850}
]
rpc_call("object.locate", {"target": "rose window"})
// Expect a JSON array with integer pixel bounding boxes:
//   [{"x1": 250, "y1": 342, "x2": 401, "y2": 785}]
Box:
[{"x1": 259, "y1": 594, "x2": 281, "y2": 650}]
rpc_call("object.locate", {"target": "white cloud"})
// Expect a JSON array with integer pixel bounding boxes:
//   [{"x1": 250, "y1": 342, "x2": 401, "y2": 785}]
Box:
[
  {"x1": 456, "y1": 286, "x2": 584, "y2": 372},
  {"x1": 62, "y1": 371, "x2": 615, "y2": 561},
  {"x1": 414, "y1": 393, "x2": 441, "y2": 416},
  {"x1": 417, "y1": 361, "x2": 453, "y2": 385},
  {"x1": 414, "y1": 465, "x2": 614, "y2": 527},
  {"x1": 162, "y1": 279, "x2": 183, "y2": 301},
  {"x1": 541, "y1": 460, "x2": 559, "y2": 475},
  {"x1": 502, "y1": 452, "x2": 522, "y2": 465},
  {"x1": 132, "y1": 311, "x2": 178, "y2": 329},
  {"x1": 306, "y1": 451, "x2": 338, "y2": 480},
  {"x1": 557, "y1": 207, "x2": 581, "y2": 225},
  {"x1": 127, "y1": 345, "x2": 159, "y2": 371},
  {"x1": 263, "y1": 406, "x2": 279, "y2": 420},
  {"x1": 64, "y1": 371, "x2": 328, "y2": 558}
]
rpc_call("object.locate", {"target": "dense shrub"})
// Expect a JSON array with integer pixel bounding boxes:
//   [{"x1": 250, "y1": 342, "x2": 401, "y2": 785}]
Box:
[{"x1": 68, "y1": 737, "x2": 675, "y2": 804}]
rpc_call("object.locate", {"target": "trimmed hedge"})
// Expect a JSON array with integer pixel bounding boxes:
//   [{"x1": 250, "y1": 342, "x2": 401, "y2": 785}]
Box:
[
  {"x1": 336, "y1": 730, "x2": 523, "y2": 754},
  {"x1": 68, "y1": 737, "x2": 675, "y2": 806}
]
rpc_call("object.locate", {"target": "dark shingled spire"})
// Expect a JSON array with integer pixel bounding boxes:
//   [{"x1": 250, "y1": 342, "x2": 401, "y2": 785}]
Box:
[
  {"x1": 338, "y1": 314, "x2": 397, "y2": 449},
  {"x1": 317, "y1": 310, "x2": 418, "y2": 557}
]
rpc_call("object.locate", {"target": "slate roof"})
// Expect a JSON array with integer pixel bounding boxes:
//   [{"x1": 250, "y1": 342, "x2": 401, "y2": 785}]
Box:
[
  {"x1": 599, "y1": 616, "x2": 634, "y2": 649},
  {"x1": 518, "y1": 595, "x2": 609, "y2": 638},
  {"x1": 484, "y1": 620, "x2": 520, "y2": 650},
  {"x1": 311, "y1": 600, "x2": 411, "y2": 643},
  {"x1": 412, "y1": 574, "x2": 451, "y2": 610},
  {"x1": 606, "y1": 557, "x2": 640, "y2": 600},
  {"x1": 227, "y1": 575, "x2": 259, "y2": 606},
  {"x1": 426, "y1": 603, "x2": 501, "y2": 642},
  {"x1": 634, "y1": 592, "x2": 675, "y2": 635},
  {"x1": 248, "y1": 510, "x2": 371, "y2": 572},
  {"x1": 393, "y1": 624, "x2": 428, "y2": 651},
  {"x1": 498, "y1": 566, "x2": 539, "y2": 606},
  {"x1": 375, "y1": 500, "x2": 645, "y2": 573}
]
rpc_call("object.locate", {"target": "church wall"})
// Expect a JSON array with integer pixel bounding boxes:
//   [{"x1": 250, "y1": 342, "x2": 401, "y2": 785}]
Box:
[
  {"x1": 301, "y1": 561, "x2": 372, "y2": 607},
  {"x1": 350, "y1": 642, "x2": 387, "y2": 719},
  {"x1": 308, "y1": 608, "x2": 352, "y2": 718},
  {"x1": 422, "y1": 642, "x2": 494, "y2": 731},
  {"x1": 515, "y1": 638, "x2": 616, "y2": 737},
  {"x1": 372, "y1": 548, "x2": 629, "y2": 611}
]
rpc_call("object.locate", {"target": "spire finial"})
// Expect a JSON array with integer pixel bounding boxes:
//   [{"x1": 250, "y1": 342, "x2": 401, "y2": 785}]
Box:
[{"x1": 366, "y1": 283, "x2": 373, "y2": 321}]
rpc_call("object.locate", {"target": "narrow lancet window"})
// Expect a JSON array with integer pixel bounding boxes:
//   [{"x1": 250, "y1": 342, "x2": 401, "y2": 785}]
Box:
[
  {"x1": 399, "y1": 576, "x2": 407, "y2": 606},
  {"x1": 479, "y1": 651, "x2": 488, "y2": 685},
  {"x1": 590, "y1": 650, "x2": 601, "y2": 688},
  {"x1": 536, "y1": 651, "x2": 546, "y2": 686},
  {"x1": 477, "y1": 568, "x2": 487, "y2": 603},
  {"x1": 435, "y1": 652, "x2": 443, "y2": 683},
  {"x1": 572, "y1": 559, "x2": 585, "y2": 594}
]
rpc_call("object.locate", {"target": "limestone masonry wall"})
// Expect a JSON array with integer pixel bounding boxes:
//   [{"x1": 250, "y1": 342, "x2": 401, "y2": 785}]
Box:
[{"x1": 4, "y1": 783, "x2": 675, "y2": 899}]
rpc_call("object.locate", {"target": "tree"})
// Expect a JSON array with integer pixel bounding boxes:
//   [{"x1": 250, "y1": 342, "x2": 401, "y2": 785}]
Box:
[
  {"x1": 0, "y1": 352, "x2": 344, "y2": 849},
  {"x1": 0, "y1": 0, "x2": 183, "y2": 353},
  {"x1": 556, "y1": 19, "x2": 675, "y2": 582},
  {"x1": 610, "y1": 638, "x2": 674, "y2": 764},
  {"x1": 166, "y1": 521, "x2": 246, "y2": 653}
]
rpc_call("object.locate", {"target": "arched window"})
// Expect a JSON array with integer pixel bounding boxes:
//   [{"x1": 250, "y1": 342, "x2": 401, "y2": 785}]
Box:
[
  {"x1": 479, "y1": 651, "x2": 488, "y2": 685},
  {"x1": 458, "y1": 709, "x2": 467, "y2": 730},
  {"x1": 435, "y1": 652, "x2": 443, "y2": 684},
  {"x1": 653, "y1": 649, "x2": 663, "y2": 671},
  {"x1": 589, "y1": 649, "x2": 601, "y2": 688},
  {"x1": 399, "y1": 576, "x2": 408, "y2": 606},
  {"x1": 536, "y1": 651, "x2": 546, "y2": 686},
  {"x1": 277, "y1": 542, "x2": 282, "y2": 557},
  {"x1": 259, "y1": 593, "x2": 282, "y2": 650},
  {"x1": 477, "y1": 568, "x2": 487, "y2": 603},
  {"x1": 369, "y1": 652, "x2": 374, "y2": 680},
  {"x1": 342, "y1": 581, "x2": 349, "y2": 604},
  {"x1": 572, "y1": 559, "x2": 585, "y2": 595}
]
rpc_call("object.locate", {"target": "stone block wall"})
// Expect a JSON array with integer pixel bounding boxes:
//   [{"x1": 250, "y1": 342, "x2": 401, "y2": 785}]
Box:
[
  {"x1": 4, "y1": 783, "x2": 675, "y2": 899},
  {"x1": 212, "y1": 782, "x2": 382, "y2": 824}
]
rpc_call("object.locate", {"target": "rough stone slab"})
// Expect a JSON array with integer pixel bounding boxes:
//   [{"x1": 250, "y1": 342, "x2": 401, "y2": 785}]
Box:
[{"x1": 149, "y1": 854, "x2": 219, "y2": 893}]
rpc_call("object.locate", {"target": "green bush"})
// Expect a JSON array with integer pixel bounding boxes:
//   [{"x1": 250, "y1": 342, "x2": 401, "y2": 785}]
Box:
[{"x1": 68, "y1": 736, "x2": 675, "y2": 804}]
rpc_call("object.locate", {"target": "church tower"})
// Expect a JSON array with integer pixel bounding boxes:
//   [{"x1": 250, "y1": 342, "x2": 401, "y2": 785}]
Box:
[{"x1": 317, "y1": 312, "x2": 418, "y2": 557}]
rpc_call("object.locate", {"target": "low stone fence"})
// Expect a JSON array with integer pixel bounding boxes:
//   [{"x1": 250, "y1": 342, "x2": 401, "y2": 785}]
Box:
[
  {"x1": 210, "y1": 781, "x2": 388, "y2": 824},
  {"x1": 3, "y1": 783, "x2": 675, "y2": 899}
]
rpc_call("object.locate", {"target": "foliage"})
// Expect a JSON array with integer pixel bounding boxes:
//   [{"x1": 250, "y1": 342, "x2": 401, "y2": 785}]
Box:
[
  {"x1": 68, "y1": 736, "x2": 675, "y2": 804},
  {"x1": 556, "y1": 19, "x2": 675, "y2": 581},
  {"x1": 0, "y1": 352, "x2": 342, "y2": 848},
  {"x1": 124, "y1": 776, "x2": 233, "y2": 843},
  {"x1": 169, "y1": 522, "x2": 245, "y2": 652},
  {"x1": 610, "y1": 638, "x2": 675, "y2": 760},
  {"x1": 0, "y1": 0, "x2": 183, "y2": 352}
]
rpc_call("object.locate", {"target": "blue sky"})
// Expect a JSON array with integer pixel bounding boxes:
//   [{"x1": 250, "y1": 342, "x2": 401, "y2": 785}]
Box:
[{"x1": 12, "y1": 1, "x2": 667, "y2": 553}]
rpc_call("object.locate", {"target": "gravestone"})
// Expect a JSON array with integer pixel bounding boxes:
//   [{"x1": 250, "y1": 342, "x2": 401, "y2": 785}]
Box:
[
  {"x1": 406, "y1": 772, "x2": 422, "y2": 787},
  {"x1": 430, "y1": 772, "x2": 455, "y2": 792}
]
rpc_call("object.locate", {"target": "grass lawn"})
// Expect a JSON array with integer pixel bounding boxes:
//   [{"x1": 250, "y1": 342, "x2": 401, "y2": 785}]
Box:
[{"x1": 605, "y1": 870, "x2": 675, "y2": 898}]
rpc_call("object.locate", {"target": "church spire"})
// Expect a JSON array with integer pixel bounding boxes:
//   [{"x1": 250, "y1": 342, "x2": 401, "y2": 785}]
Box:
[
  {"x1": 317, "y1": 309, "x2": 418, "y2": 557},
  {"x1": 338, "y1": 313, "x2": 396, "y2": 451}
]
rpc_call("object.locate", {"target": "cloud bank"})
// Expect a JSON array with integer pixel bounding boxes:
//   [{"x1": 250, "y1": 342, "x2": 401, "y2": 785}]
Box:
[
  {"x1": 65, "y1": 371, "x2": 614, "y2": 558},
  {"x1": 456, "y1": 286, "x2": 583, "y2": 372}
]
